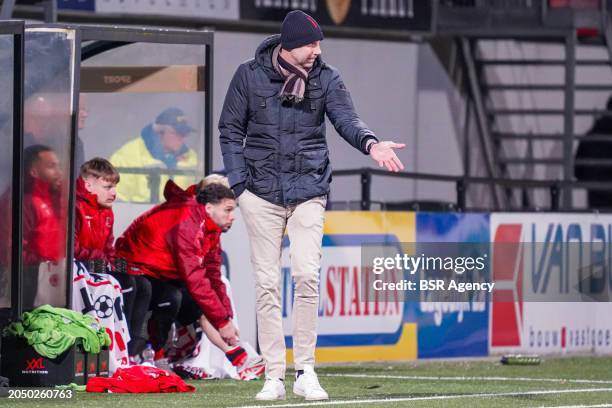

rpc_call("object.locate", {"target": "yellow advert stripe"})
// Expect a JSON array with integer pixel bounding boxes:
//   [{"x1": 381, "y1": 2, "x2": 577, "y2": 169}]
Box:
[
  {"x1": 324, "y1": 211, "x2": 415, "y2": 243},
  {"x1": 286, "y1": 323, "x2": 417, "y2": 363}
]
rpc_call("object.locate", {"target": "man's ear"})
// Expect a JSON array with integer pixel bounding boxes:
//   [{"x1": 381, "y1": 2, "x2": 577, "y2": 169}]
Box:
[
  {"x1": 83, "y1": 177, "x2": 95, "y2": 193},
  {"x1": 28, "y1": 167, "x2": 38, "y2": 178},
  {"x1": 204, "y1": 202, "x2": 213, "y2": 215}
]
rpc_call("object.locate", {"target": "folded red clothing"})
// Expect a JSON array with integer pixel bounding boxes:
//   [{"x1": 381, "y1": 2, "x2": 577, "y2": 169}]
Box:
[{"x1": 86, "y1": 365, "x2": 195, "y2": 393}]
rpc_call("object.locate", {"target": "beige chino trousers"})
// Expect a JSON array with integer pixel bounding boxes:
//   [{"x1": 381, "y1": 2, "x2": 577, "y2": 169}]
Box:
[{"x1": 238, "y1": 189, "x2": 326, "y2": 379}]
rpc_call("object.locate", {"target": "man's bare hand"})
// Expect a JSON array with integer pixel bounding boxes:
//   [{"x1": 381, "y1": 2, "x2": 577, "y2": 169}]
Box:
[
  {"x1": 219, "y1": 320, "x2": 239, "y2": 346},
  {"x1": 370, "y1": 141, "x2": 406, "y2": 172}
]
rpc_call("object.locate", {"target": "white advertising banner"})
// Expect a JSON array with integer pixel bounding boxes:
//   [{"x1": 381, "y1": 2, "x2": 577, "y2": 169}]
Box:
[
  {"x1": 219, "y1": 212, "x2": 257, "y2": 346},
  {"x1": 490, "y1": 213, "x2": 612, "y2": 355}
]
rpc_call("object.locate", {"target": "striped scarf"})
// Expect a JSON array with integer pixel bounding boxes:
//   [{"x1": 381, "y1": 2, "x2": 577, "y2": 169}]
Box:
[{"x1": 272, "y1": 45, "x2": 308, "y2": 103}]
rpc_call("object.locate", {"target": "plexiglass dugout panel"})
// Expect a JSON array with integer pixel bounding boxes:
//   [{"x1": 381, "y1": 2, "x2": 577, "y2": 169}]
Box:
[
  {"x1": 78, "y1": 32, "x2": 212, "y2": 239},
  {"x1": 0, "y1": 27, "x2": 18, "y2": 314},
  {"x1": 80, "y1": 42, "x2": 208, "y2": 205},
  {"x1": 21, "y1": 27, "x2": 78, "y2": 310}
]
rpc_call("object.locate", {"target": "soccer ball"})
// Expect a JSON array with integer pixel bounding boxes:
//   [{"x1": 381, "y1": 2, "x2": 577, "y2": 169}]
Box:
[{"x1": 93, "y1": 295, "x2": 114, "y2": 319}]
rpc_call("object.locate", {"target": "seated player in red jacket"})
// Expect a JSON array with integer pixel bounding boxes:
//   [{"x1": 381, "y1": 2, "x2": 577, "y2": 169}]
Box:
[
  {"x1": 115, "y1": 181, "x2": 250, "y2": 370},
  {"x1": 74, "y1": 158, "x2": 118, "y2": 265},
  {"x1": 22, "y1": 145, "x2": 64, "y2": 310},
  {"x1": 75, "y1": 158, "x2": 152, "y2": 360},
  {"x1": 169, "y1": 174, "x2": 264, "y2": 380}
]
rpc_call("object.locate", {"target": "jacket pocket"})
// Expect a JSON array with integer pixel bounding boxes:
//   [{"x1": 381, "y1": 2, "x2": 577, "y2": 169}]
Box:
[
  {"x1": 244, "y1": 148, "x2": 276, "y2": 194},
  {"x1": 299, "y1": 148, "x2": 329, "y2": 175},
  {"x1": 250, "y1": 88, "x2": 278, "y2": 125},
  {"x1": 300, "y1": 88, "x2": 324, "y2": 127}
]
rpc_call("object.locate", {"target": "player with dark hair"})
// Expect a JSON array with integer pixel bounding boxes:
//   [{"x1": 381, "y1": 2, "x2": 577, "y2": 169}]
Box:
[
  {"x1": 22, "y1": 144, "x2": 64, "y2": 309},
  {"x1": 115, "y1": 180, "x2": 252, "y2": 371}
]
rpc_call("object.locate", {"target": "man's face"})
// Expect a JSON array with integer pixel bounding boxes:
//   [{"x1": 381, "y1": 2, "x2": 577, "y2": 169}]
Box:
[
  {"x1": 24, "y1": 96, "x2": 54, "y2": 141},
  {"x1": 288, "y1": 41, "x2": 321, "y2": 70},
  {"x1": 29, "y1": 151, "x2": 62, "y2": 190},
  {"x1": 159, "y1": 126, "x2": 187, "y2": 154},
  {"x1": 84, "y1": 176, "x2": 117, "y2": 208},
  {"x1": 205, "y1": 198, "x2": 236, "y2": 232},
  {"x1": 24, "y1": 94, "x2": 70, "y2": 141}
]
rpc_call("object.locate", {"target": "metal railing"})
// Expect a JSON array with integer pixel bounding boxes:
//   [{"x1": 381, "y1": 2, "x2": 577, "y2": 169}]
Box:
[
  {"x1": 441, "y1": 0, "x2": 539, "y2": 8},
  {"x1": 332, "y1": 167, "x2": 612, "y2": 212},
  {"x1": 114, "y1": 165, "x2": 612, "y2": 212},
  {"x1": 116, "y1": 167, "x2": 202, "y2": 203}
]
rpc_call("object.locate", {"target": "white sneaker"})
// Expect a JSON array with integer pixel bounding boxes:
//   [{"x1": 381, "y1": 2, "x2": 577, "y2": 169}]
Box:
[
  {"x1": 255, "y1": 377, "x2": 286, "y2": 401},
  {"x1": 293, "y1": 365, "x2": 329, "y2": 401}
]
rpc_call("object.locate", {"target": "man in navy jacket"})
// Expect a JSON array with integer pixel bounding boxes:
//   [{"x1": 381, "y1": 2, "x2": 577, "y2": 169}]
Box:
[{"x1": 219, "y1": 10, "x2": 405, "y2": 401}]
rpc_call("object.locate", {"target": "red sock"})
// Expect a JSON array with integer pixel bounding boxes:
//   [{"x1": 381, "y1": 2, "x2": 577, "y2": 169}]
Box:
[{"x1": 225, "y1": 346, "x2": 247, "y2": 367}]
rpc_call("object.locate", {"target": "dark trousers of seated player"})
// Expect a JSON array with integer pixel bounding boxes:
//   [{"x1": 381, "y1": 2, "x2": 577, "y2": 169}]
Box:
[
  {"x1": 144, "y1": 276, "x2": 203, "y2": 351},
  {"x1": 88, "y1": 260, "x2": 153, "y2": 357},
  {"x1": 109, "y1": 272, "x2": 152, "y2": 356},
  {"x1": 143, "y1": 275, "x2": 250, "y2": 372}
]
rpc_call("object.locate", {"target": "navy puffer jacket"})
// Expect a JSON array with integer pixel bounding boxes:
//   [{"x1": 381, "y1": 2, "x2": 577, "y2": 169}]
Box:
[{"x1": 219, "y1": 34, "x2": 377, "y2": 206}]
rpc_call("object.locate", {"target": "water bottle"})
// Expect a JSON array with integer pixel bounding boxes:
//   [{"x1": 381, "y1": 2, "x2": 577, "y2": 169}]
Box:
[
  {"x1": 142, "y1": 343, "x2": 155, "y2": 367},
  {"x1": 500, "y1": 354, "x2": 541, "y2": 365}
]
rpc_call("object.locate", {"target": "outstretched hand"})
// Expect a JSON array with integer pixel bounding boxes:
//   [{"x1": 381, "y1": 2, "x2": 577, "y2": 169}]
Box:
[{"x1": 370, "y1": 141, "x2": 406, "y2": 172}]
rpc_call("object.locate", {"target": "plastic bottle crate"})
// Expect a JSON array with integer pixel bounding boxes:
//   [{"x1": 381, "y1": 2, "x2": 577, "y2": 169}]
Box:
[{"x1": 0, "y1": 336, "x2": 109, "y2": 387}]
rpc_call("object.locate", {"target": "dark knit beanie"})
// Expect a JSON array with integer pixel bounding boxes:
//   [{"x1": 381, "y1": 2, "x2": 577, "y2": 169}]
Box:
[{"x1": 281, "y1": 10, "x2": 324, "y2": 50}]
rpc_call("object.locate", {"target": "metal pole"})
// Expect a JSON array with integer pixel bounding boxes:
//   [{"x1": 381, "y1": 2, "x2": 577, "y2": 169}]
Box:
[
  {"x1": 463, "y1": 84, "x2": 472, "y2": 177},
  {"x1": 42, "y1": 0, "x2": 57, "y2": 23},
  {"x1": 361, "y1": 169, "x2": 371, "y2": 211},
  {"x1": 456, "y1": 179, "x2": 466, "y2": 211},
  {"x1": 204, "y1": 37, "x2": 213, "y2": 175},
  {"x1": 550, "y1": 182, "x2": 560, "y2": 211},
  {"x1": 12, "y1": 27, "x2": 24, "y2": 320},
  {"x1": 540, "y1": 0, "x2": 548, "y2": 24},
  {"x1": 149, "y1": 173, "x2": 161, "y2": 203},
  {"x1": 563, "y1": 32, "x2": 576, "y2": 209},
  {"x1": 66, "y1": 27, "x2": 82, "y2": 310},
  {"x1": 0, "y1": 0, "x2": 16, "y2": 19}
]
